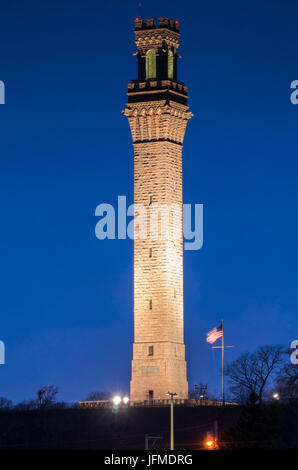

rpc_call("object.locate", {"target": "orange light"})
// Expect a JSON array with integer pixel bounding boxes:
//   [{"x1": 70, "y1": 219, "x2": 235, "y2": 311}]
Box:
[{"x1": 205, "y1": 440, "x2": 214, "y2": 447}]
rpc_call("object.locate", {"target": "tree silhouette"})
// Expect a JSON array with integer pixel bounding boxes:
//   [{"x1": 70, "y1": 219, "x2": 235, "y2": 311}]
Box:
[{"x1": 226, "y1": 345, "x2": 284, "y2": 404}]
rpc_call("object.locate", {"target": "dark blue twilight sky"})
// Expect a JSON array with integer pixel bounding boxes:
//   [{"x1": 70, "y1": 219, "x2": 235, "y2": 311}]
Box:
[{"x1": 0, "y1": 0, "x2": 297, "y2": 403}]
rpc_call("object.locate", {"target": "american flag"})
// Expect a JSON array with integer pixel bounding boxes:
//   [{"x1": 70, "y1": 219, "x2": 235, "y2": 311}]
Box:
[{"x1": 206, "y1": 324, "x2": 223, "y2": 344}]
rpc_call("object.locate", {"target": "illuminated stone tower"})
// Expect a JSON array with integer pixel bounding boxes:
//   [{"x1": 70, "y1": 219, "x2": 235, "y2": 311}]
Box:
[{"x1": 123, "y1": 17, "x2": 192, "y2": 402}]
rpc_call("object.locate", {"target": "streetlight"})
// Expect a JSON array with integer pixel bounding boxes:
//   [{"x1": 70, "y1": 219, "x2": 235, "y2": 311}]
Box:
[
  {"x1": 112, "y1": 395, "x2": 122, "y2": 406},
  {"x1": 166, "y1": 392, "x2": 177, "y2": 451},
  {"x1": 112, "y1": 395, "x2": 130, "y2": 407},
  {"x1": 273, "y1": 392, "x2": 280, "y2": 401},
  {"x1": 204, "y1": 431, "x2": 217, "y2": 450},
  {"x1": 205, "y1": 439, "x2": 215, "y2": 449}
]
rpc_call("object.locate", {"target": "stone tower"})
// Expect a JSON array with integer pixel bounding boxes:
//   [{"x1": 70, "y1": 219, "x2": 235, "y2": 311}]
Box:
[{"x1": 123, "y1": 17, "x2": 192, "y2": 402}]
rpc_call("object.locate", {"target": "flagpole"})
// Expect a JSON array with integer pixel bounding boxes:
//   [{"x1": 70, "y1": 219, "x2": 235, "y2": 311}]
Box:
[
  {"x1": 222, "y1": 318, "x2": 225, "y2": 405},
  {"x1": 209, "y1": 320, "x2": 234, "y2": 405}
]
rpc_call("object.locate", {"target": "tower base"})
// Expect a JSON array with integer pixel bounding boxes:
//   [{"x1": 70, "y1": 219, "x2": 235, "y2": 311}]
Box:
[{"x1": 130, "y1": 342, "x2": 188, "y2": 402}]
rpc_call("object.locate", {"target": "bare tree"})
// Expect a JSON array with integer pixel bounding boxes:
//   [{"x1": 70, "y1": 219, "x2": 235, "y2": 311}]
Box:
[
  {"x1": 189, "y1": 384, "x2": 215, "y2": 401},
  {"x1": 0, "y1": 397, "x2": 12, "y2": 410},
  {"x1": 37, "y1": 386, "x2": 59, "y2": 408},
  {"x1": 15, "y1": 399, "x2": 39, "y2": 410},
  {"x1": 84, "y1": 391, "x2": 110, "y2": 401},
  {"x1": 226, "y1": 345, "x2": 284, "y2": 404},
  {"x1": 274, "y1": 363, "x2": 298, "y2": 402},
  {"x1": 13, "y1": 386, "x2": 60, "y2": 410}
]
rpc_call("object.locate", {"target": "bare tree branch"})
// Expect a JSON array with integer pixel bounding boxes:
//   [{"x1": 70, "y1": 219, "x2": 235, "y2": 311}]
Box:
[{"x1": 226, "y1": 345, "x2": 284, "y2": 404}]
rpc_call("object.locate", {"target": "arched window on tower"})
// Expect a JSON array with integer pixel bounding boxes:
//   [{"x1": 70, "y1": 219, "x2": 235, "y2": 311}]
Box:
[
  {"x1": 168, "y1": 50, "x2": 174, "y2": 79},
  {"x1": 146, "y1": 49, "x2": 156, "y2": 79}
]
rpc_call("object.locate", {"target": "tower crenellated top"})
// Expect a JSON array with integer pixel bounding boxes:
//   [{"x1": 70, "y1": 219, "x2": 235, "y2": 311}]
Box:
[
  {"x1": 134, "y1": 17, "x2": 180, "y2": 33},
  {"x1": 124, "y1": 17, "x2": 190, "y2": 109},
  {"x1": 133, "y1": 17, "x2": 180, "y2": 54}
]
